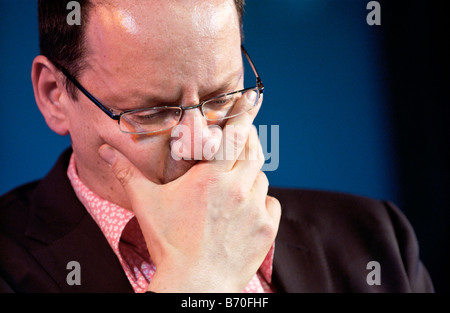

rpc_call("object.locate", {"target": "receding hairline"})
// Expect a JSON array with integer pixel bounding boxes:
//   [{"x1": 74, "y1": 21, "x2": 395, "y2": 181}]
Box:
[{"x1": 39, "y1": 0, "x2": 245, "y2": 99}]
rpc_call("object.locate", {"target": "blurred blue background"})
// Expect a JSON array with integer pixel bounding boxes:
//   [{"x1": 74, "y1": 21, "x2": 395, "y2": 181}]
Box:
[
  {"x1": 0, "y1": 0, "x2": 397, "y2": 203},
  {"x1": 0, "y1": 0, "x2": 448, "y2": 291},
  {"x1": 246, "y1": 1, "x2": 396, "y2": 202}
]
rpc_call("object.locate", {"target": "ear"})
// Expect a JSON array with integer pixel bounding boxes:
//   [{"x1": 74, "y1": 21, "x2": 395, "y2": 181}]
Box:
[{"x1": 31, "y1": 55, "x2": 70, "y2": 136}]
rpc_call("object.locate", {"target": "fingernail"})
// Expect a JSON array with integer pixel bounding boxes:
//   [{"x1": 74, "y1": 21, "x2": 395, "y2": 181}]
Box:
[
  {"x1": 246, "y1": 90, "x2": 257, "y2": 103},
  {"x1": 99, "y1": 145, "x2": 116, "y2": 166}
]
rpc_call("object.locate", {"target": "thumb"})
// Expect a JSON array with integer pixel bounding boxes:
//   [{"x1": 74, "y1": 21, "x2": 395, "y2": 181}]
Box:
[{"x1": 98, "y1": 144, "x2": 156, "y2": 199}]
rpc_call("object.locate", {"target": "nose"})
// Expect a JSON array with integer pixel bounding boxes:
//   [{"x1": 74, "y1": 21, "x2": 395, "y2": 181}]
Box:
[{"x1": 170, "y1": 107, "x2": 222, "y2": 161}]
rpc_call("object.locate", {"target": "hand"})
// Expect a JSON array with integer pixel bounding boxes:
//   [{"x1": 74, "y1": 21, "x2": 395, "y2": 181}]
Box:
[{"x1": 98, "y1": 91, "x2": 281, "y2": 292}]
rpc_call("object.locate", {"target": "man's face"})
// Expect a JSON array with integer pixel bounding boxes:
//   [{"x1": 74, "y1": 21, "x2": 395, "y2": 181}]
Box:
[{"x1": 63, "y1": 0, "x2": 243, "y2": 209}]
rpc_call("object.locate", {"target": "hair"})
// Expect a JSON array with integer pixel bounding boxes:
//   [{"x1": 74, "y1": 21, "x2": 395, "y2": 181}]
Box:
[{"x1": 38, "y1": 0, "x2": 246, "y2": 99}]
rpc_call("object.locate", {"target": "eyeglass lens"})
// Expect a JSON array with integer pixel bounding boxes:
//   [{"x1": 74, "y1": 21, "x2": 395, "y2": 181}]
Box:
[{"x1": 119, "y1": 88, "x2": 260, "y2": 134}]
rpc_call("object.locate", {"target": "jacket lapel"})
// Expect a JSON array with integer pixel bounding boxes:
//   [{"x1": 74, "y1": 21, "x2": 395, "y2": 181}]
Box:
[{"x1": 25, "y1": 149, "x2": 133, "y2": 292}]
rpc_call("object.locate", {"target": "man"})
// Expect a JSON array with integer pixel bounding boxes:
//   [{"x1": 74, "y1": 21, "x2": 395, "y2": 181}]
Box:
[{"x1": 0, "y1": 0, "x2": 433, "y2": 293}]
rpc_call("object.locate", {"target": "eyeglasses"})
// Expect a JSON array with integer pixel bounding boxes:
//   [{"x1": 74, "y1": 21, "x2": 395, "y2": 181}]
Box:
[{"x1": 57, "y1": 45, "x2": 264, "y2": 134}]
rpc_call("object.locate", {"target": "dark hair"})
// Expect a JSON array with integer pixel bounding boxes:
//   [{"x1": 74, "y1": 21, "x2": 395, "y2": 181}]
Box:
[
  {"x1": 38, "y1": 0, "x2": 246, "y2": 100},
  {"x1": 39, "y1": 0, "x2": 93, "y2": 99}
]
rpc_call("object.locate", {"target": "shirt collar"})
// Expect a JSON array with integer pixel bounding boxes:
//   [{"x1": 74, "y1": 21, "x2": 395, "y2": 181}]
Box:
[{"x1": 66, "y1": 153, "x2": 134, "y2": 256}]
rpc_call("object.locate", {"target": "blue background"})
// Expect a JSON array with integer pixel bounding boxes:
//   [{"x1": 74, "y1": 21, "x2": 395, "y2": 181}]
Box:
[
  {"x1": 0, "y1": 0, "x2": 397, "y2": 203},
  {"x1": 0, "y1": 1, "x2": 448, "y2": 291}
]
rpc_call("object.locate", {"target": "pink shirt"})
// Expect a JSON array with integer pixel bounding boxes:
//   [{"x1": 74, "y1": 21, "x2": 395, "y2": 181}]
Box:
[{"x1": 67, "y1": 154, "x2": 275, "y2": 293}]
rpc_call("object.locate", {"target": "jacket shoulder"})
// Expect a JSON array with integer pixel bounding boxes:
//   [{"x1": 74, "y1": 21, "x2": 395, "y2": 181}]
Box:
[
  {"x1": 0, "y1": 149, "x2": 132, "y2": 293},
  {"x1": 0, "y1": 181, "x2": 40, "y2": 236},
  {"x1": 0, "y1": 180, "x2": 63, "y2": 292},
  {"x1": 268, "y1": 187, "x2": 434, "y2": 292},
  {"x1": 269, "y1": 187, "x2": 390, "y2": 222}
]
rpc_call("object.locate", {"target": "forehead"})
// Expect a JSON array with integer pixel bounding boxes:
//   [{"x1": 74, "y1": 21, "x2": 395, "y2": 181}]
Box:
[{"x1": 82, "y1": 0, "x2": 242, "y2": 103}]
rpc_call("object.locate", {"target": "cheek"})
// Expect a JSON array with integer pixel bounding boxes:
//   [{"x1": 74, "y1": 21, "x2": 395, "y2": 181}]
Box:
[
  {"x1": 104, "y1": 131, "x2": 174, "y2": 181},
  {"x1": 66, "y1": 97, "x2": 108, "y2": 145},
  {"x1": 67, "y1": 100, "x2": 175, "y2": 182}
]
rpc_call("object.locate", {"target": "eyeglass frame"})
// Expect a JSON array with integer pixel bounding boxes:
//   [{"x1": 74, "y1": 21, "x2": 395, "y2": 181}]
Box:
[{"x1": 54, "y1": 45, "x2": 264, "y2": 134}]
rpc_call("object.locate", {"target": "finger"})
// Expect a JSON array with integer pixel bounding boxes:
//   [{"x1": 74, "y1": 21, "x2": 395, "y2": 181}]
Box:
[
  {"x1": 250, "y1": 172, "x2": 281, "y2": 233},
  {"x1": 227, "y1": 89, "x2": 263, "y2": 119},
  {"x1": 265, "y1": 195, "x2": 282, "y2": 227},
  {"x1": 235, "y1": 124, "x2": 265, "y2": 170},
  {"x1": 252, "y1": 170, "x2": 270, "y2": 201},
  {"x1": 98, "y1": 144, "x2": 157, "y2": 203},
  {"x1": 231, "y1": 125, "x2": 265, "y2": 189},
  {"x1": 211, "y1": 89, "x2": 262, "y2": 172}
]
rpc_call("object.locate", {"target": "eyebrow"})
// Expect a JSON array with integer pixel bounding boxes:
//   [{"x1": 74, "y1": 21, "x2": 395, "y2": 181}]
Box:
[{"x1": 119, "y1": 68, "x2": 245, "y2": 111}]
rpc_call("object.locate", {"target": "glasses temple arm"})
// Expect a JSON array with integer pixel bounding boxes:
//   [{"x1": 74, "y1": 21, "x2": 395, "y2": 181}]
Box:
[{"x1": 241, "y1": 45, "x2": 264, "y2": 92}]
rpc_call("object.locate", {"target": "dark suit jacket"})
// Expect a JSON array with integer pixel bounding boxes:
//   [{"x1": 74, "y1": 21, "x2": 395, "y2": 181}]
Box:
[{"x1": 0, "y1": 149, "x2": 433, "y2": 292}]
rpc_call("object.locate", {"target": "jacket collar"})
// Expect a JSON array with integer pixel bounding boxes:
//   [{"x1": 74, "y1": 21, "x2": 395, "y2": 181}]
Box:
[
  {"x1": 25, "y1": 148, "x2": 85, "y2": 244},
  {"x1": 25, "y1": 148, "x2": 133, "y2": 292}
]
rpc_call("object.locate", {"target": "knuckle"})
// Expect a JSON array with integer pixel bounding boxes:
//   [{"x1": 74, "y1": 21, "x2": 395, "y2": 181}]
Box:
[
  {"x1": 268, "y1": 195, "x2": 281, "y2": 209},
  {"x1": 114, "y1": 166, "x2": 134, "y2": 186},
  {"x1": 194, "y1": 169, "x2": 224, "y2": 196},
  {"x1": 257, "y1": 171, "x2": 269, "y2": 186},
  {"x1": 230, "y1": 185, "x2": 247, "y2": 203},
  {"x1": 268, "y1": 196, "x2": 282, "y2": 214},
  {"x1": 201, "y1": 169, "x2": 222, "y2": 187},
  {"x1": 259, "y1": 218, "x2": 277, "y2": 241},
  {"x1": 266, "y1": 196, "x2": 282, "y2": 223}
]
